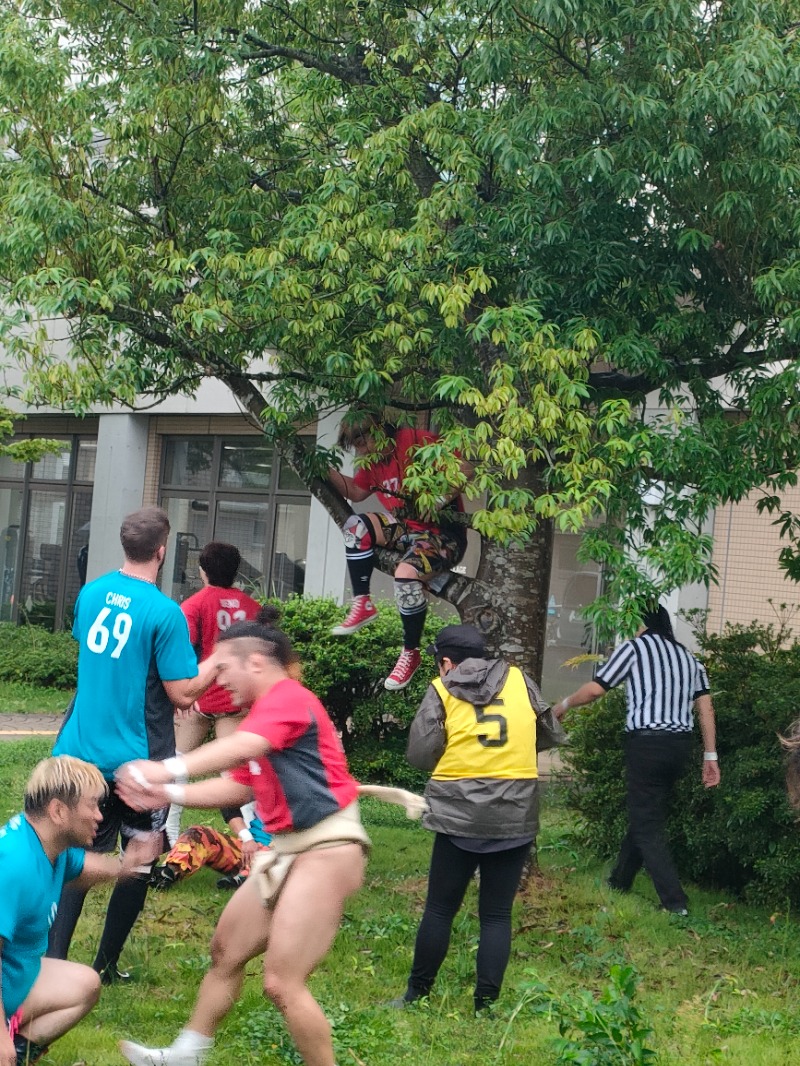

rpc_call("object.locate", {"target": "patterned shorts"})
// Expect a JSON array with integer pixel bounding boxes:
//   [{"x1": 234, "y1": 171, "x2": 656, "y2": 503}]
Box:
[{"x1": 374, "y1": 515, "x2": 461, "y2": 578}]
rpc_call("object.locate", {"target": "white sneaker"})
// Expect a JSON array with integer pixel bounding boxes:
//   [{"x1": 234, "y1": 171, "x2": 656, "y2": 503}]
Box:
[{"x1": 119, "y1": 1040, "x2": 208, "y2": 1066}]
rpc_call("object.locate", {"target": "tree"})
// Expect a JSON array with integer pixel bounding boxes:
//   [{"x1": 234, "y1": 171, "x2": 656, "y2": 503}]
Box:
[
  {"x1": 2, "y1": 0, "x2": 800, "y2": 675},
  {"x1": 0, "y1": 406, "x2": 60, "y2": 464}
]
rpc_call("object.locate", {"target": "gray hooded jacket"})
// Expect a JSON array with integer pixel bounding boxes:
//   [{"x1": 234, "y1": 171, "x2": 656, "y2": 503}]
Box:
[{"x1": 407, "y1": 658, "x2": 545, "y2": 839}]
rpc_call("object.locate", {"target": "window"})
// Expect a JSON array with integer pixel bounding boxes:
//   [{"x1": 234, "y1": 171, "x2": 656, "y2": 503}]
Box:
[
  {"x1": 0, "y1": 435, "x2": 96, "y2": 630},
  {"x1": 159, "y1": 435, "x2": 312, "y2": 603},
  {"x1": 540, "y1": 533, "x2": 604, "y2": 703}
]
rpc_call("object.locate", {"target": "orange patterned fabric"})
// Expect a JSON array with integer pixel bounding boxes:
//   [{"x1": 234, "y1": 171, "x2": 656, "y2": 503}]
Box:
[{"x1": 163, "y1": 825, "x2": 242, "y2": 880}]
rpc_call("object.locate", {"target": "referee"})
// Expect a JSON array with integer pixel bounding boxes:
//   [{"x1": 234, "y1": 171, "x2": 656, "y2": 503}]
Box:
[{"x1": 554, "y1": 604, "x2": 720, "y2": 915}]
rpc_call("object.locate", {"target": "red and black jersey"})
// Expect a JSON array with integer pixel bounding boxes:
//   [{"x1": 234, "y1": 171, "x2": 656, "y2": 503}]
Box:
[
  {"x1": 228, "y1": 678, "x2": 358, "y2": 833},
  {"x1": 353, "y1": 427, "x2": 464, "y2": 535},
  {"x1": 181, "y1": 585, "x2": 261, "y2": 714}
]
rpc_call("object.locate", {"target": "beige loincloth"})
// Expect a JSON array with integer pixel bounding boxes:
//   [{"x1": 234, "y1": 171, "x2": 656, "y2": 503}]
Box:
[{"x1": 250, "y1": 786, "x2": 427, "y2": 907}]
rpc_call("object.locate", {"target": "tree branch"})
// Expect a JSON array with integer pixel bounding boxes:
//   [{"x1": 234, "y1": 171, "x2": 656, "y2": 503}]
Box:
[{"x1": 224, "y1": 29, "x2": 372, "y2": 85}]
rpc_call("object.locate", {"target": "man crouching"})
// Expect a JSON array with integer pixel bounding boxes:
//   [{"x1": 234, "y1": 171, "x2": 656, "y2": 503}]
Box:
[{"x1": 0, "y1": 756, "x2": 159, "y2": 1066}]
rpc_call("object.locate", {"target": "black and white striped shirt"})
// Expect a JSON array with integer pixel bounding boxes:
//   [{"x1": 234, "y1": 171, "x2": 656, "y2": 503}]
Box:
[{"x1": 595, "y1": 633, "x2": 710, "y2": 732}]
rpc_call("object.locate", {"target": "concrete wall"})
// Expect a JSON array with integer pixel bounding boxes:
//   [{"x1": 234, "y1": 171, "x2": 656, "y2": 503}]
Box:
[{"x1": 86, "y1": 414, "x2": 150, "y2": 579}]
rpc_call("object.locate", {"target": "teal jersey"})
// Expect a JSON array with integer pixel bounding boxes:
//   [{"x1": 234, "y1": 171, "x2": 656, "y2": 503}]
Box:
[
  {"x1": 0, "y1": 814, "x2": 84, "y2": 1015},
  {"x1": 54, "y1": 571, "x2": 198, "y2": 778}
]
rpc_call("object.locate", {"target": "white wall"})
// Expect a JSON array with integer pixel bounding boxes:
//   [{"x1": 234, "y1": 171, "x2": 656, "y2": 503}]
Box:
[{"x1": 303, "y1": 409, "x2": 349, "y2": 601}]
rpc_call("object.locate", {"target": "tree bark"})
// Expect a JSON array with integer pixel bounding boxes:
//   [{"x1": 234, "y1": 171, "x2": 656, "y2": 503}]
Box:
[{"x1": 446, "y1": 464, "x2": 554, "y2": 680}]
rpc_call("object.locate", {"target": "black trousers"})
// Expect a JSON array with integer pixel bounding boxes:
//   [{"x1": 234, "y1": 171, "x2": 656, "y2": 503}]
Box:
[
  {"x1": 609, "y1": 730, "x2": 693, "y2": 912},
  {"x1": 406, "y1": 833, "x2": 531, "y2": 1009}
]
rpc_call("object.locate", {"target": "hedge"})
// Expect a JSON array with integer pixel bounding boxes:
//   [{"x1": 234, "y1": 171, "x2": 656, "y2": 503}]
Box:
[{"x1": 0, "y1": 621, "x2": 78, "y2": 688}]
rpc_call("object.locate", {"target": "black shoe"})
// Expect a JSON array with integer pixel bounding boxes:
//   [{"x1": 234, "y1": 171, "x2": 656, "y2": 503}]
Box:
[
  {"x1": 474, "y1": 996, "x2": 499, "y2": 1015},
  {"x1": 14, "y1": 1035, "x2": 49, "y2": 1065},
  {"x1": 99, "y1": 965, "x2": 132, "y2": 986},
  {"x1": 384, "y1": 990, "x2": 428, "y2": 1008},
  {"x1": 385, "y1": 995, "x2": 410, "y2": 1009},
  {"x1": 606, "y1": 879, "x2": 630, "y2": 894},
  {"x1": 216, "y1": 872, "x2": 246, "y2": 890},
  {"x1": 150, "y1": 865, "x2": 179, "y2": 890}
]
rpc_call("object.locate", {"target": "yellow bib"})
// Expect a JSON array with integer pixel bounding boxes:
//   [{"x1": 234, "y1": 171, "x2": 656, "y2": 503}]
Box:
[{"x1": 431, "y1": 666, "x2": 537, "y2": 781}]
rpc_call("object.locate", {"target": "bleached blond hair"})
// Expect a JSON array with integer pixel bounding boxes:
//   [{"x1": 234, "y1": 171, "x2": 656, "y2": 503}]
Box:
[{"x1": 24, "y1": 756, "x2": 108, "y2": 817}]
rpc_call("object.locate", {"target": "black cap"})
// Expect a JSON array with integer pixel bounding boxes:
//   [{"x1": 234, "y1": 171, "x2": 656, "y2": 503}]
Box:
[{"x1": 426, "y1": 624, "x2": 488, "y2": 662}]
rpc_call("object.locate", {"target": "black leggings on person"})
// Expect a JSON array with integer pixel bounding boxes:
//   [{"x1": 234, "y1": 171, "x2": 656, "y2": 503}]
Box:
[{"x1": 405, "y1": 834, "x2": 531, "y2": 1010}]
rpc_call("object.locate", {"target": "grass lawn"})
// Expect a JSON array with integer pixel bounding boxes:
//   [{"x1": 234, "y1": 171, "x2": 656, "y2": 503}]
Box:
[
  {"x1": 0, "y1": 681, "x2": 71, "y2": 715},
  {"x1": 2, "y1": 740, "x2": 800, "y2": 1065}
]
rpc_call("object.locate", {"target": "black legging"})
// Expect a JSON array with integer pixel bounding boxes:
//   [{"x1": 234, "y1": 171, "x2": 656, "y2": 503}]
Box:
[{"x1": 406, "y1": 834, "x2": 531, "y2": 1010}]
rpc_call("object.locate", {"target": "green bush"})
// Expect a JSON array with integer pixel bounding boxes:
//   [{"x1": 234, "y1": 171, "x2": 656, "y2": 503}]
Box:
[
  {"x1": 273, "y1": 596, "x2": 448, "y2": 785},
  {"x1": 564, "y1": 622, "x2": 800, "y2": 905},
  {"x1": 0, "y1": 621, "x2": 78, "y2": 689}
]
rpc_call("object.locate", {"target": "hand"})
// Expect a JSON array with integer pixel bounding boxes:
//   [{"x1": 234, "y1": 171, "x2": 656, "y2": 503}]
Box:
[
  {"x1": 702, "y1": 760, "x2": 721, "y2": 788},
  {"x1": 115, "y1": 760, "x2": 172, "y2": 812},
  {"x1": 174, "y1": 702, "x2": 198, "y2": 721},
  {"x1": 553, "y1": 700, "x2": 568, "y2": 722},
  {"x1": 120, "y1": 832, "x2": 163, "y2": 876},
  {"x1": 117, "y1": 759, "x2": 173, "y2": 788},
  {"x1": 0, "y1": 1028, "x2": 18, "y2": 1066},
  {"x1": 239, "y1": 838, "x2": 258, "y2": 873},
  {"x1": 116, "y1": 777, "x2": 171, "y2": 812}
]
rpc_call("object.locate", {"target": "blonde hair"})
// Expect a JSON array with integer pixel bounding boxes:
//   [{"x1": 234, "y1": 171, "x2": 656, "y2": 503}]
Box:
[{"x1": 24, "y1": 756, "x2": 108, "y2": 816}]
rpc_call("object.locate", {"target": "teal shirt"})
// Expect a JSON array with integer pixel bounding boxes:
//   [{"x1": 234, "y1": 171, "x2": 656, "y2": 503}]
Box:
[
  {"x1": 54, "y1": 571, "x2": 198, "y2": 777},
  {"x1": 0, "y1": 815, "x2": 84, "y2": 1016}
]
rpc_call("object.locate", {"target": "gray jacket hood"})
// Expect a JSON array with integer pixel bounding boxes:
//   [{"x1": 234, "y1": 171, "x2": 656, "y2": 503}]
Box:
[{"x1": 437, "y1": 657, "x2": 511, "y2": 704}]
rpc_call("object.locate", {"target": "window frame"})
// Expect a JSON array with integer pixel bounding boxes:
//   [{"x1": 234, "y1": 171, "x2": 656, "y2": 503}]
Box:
[
  {"x1": 0, "y1": 434, "x2": 97, "y2": 629},
  {"x1": 158, "y1": 434, "x2": 311, "y2": 601}
]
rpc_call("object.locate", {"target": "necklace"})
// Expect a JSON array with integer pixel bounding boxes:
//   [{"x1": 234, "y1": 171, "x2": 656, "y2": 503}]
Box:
[{"x1": 118, "y1": 569, "x2": 156, "y2": 585}]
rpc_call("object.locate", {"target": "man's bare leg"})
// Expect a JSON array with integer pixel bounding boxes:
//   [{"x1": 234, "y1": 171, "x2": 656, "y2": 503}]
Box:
[
  {"x1": 119, "y1": 878, "x2": 269, "y2": 1065},
  {"x1": 186, "y1": 875, "x2": 269, "y2": 1036},
  {"x1": 17, "y1": 958, "x2": 101, "y2": 1045},
  {"x1": 263, "y1": 843, "x2": 366, "y2": 1066}
]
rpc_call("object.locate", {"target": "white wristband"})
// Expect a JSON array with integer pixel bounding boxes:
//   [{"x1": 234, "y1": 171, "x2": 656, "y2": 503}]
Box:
[
  {"x1": 163, "y1": 756, "x2": 188, "y2": 781},
  {"x1": 238, "y1": 828, "x2": 254, "y2": 843},
  {"x1": 164, "y1": 783, "x2": 186, "y2": 804},
  {"x1": 703, "y1": 752, "x2": 718, "y2": 762}
]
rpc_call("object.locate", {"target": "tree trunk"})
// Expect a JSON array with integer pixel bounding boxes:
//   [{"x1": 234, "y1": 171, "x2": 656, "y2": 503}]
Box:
[
  {"x1": 448, "y1": 465, "x2": 554, "y2": 681},
  {"x1": 455, "y1": 526, "x2": 554, "y2": 680}
]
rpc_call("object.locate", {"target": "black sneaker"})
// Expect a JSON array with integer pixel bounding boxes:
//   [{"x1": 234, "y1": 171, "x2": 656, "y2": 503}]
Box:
[
  {"x1": 384, "y1": 991, "x2": 428, "y2": 1009},
  {"x1": 606, "y1": 879, "x2": 630, "y2": 894},
  {"x1": 99, "y1": 965, "x2": 132, "y2": 986},
  {"x1": 216, "y1": 872, "x2": 246, "y2": 890},
  {"x1": 150, "y1": 865, "x2": 179, "y2": 890},
  {"x1": 14, "y1": 1036, "x2": 49, "y2": 1065}
]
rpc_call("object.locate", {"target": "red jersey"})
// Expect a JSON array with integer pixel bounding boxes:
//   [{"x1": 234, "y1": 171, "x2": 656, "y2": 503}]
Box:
[
  {"x1": 229, "y1": 678, "x2": 358, "y2": 833},
  {"x1": 181, "y1": 585, "x2": 261, "y2": 714},
  {"x1": 353, "y1": 428, "x2": 464, "y2": 534}
]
